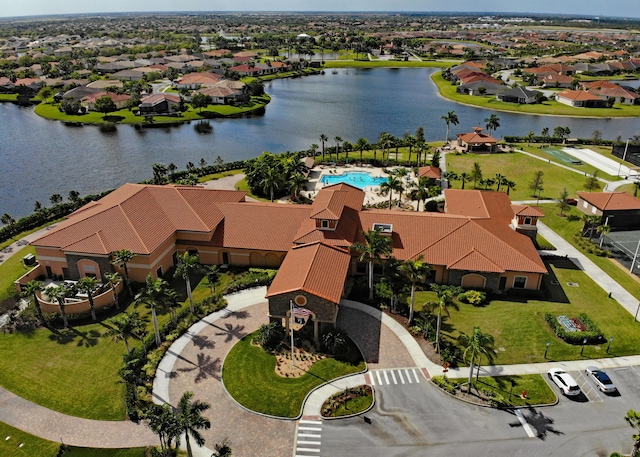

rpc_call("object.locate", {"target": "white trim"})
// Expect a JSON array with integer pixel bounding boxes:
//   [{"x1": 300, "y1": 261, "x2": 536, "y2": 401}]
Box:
[{"x1": 513, "y1": 276, "x2": 527, "y2": 289}]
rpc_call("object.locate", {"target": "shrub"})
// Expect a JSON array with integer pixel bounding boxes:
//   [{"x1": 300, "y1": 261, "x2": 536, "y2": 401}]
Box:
[
  {"x1": 432, "y1": 375, "x2": 456, "y2": 394},
  {"x1": 321, "y1": 329, "x2": 348, "y2": 355},
  {"x1": 256, "y1": 321, "x2": 284, "y2": 351},
  {"x1": 458, "y1": 290, "x2": 486, "y2": 306},
  {"x1": 544, "y1": 312, "x2": 604, "y2": 344}
]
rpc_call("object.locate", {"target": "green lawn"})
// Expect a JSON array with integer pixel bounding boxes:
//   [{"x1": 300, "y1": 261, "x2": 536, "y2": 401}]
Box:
[
  {"x1": 324, "y1": 60, "x2": 455, "y2": 68},
  {"x1": 413, "y1": 258, "x2": 640, "y2": 365},
  {"x1": 432, "y1": 72, "x2": 640, "y2": 118},
  {"x1": 0, "y1": 94, "x2": 19, "y2": 102},
  {"x1": 0, "y1": 245, "x2": 35, "y2": 303},
  {"x1": 447, "y1": 374, "x2": 557, "y2": 407},
  {"x1": 446, "y1": 150, "x2": 593, "y2": 201},
  {"x1": 223, "y1": 332, "x2": 366, "y2": 418},
  {"x1": 0, "y1": 421, "x2": 145, "y2": 457},
  {"x1": 199, "y1": 169, "x2": 244, "y2": 183}
]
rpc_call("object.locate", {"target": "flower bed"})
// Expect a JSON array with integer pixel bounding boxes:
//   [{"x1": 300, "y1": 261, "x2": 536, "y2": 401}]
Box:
[
  {"x1": 321, "y1": 385, "x2": 373, "y2": 418},
  {"x1": 545, "y1": 312, "x2": 604, "y2": 344}
]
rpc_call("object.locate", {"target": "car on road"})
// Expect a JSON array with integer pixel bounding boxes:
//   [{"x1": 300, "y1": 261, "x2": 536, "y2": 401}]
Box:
[
  {"x1": 548, "y1": 368, "x2": 581, "y2": 396},
  {"x1": 585, "y1": 366, "x2": 617, "y2": 393}
]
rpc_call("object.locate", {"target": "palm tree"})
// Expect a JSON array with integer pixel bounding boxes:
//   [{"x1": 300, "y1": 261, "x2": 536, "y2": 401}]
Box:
[
  {"x1": 408, "y1": 177, "x2": 431, "y2": 211},
  {"x1": 401, "y1": 255, "x2": 431, "y2": 324},
  {"x1": 334, "y1": 135, "x2": 342, "y2": 162},
  {"x1": 48, "y1": 285, "x2": 69, "y2": 328},
  {"x1": 105, "y1": 312, "x2": 145, "y2": 354},
  {"x1": 146, "y1": 403, "x2": 181, "y2": 456},
  {"x1": 351, "y1": 228, "x2": 393, "y2": 301},
  {"x1": 174, "y1": 252, "x2": 203, "y2": 314},
  {"x1": 319, "y1": 134, "x2": 328, "y2": 163},
  {"x1": 379, "y1": 173, "x2": 404, "y2": 209},
  {"x1": 484, "y1": 114, "x2": 501, "y2": 135},
  {"x1": 403, "y1": 132, "x2": 416, "y2": 166},
  {"x1": 104, "y1": 272, "x2": 121, "y2": 309},
  {"x1": 393, "y1": 167, "x2": 409, "y2": 202},
  {"x1": 176, "y1": 391, "x2": 211, "y2": 457},
  {"x1": 134, "y1": 274, "x2": 178, "y2": 346},
  {"x1": 441, "y1": 111, "x2": 459, "y2": 144},
  {"x1": 459, "y1": 172, "x2": 470, "y2": 190},
  {"x1": 378, "y1": 132, "x2": 394, "y2": 164},
  {"x1": 258, "y1": 162, "x2": 285, "y2": 202},
  {"x1": 290, "y1": 172, "x2": 308, "y2": 198},
  {"x1": 624, "y1": 409, "x2": 640, "y2": 457},
  {"x1": 505, "y1": 179, "x2": 516, "y2": 195},
  {"x1": 111, "y1": 249, "x2": 134, "y2": 296},
  {"x1": 309, "y1": 143, "x2": 318, "y2": 157},
  {"x1": 427, "y1": 284, "x2": 461, "y2": 353},
  {"x1": 355, "y1": 137, "x2": 369, "y2": 165},
  {"x1": 494, "y1": 173, "x2": 506, "y2": 192},
  {"x1": 458, "y1": 326, "x2": 495, "y2": 392},
  {"x1": 470, "y1": 162, "x2": 483, "y2": 188},
  {"x1": 23, "y1": 280, "x2": 44, "y2": 322},
  {"x1": 598, "y1": 223, "x2": 612, "y2": 248},
  {"x1": 77, "y1": 276, "x2": 100, "y2": 321}
]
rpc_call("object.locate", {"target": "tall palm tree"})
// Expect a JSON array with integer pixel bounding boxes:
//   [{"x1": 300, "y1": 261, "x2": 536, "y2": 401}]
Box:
[
  {"x1": 134, "y1": 274, "x2": 178, "y2": 346},
  {"x1": 104, "y1": 272, "x2": 121, "y2": 309},
  {"x1": 494, "y1": 173, "x2": 506, "y2": 192},
  {"x1": 393, "y1": 167, "x2": 409, "y2": 202},
  {"x1": 319, "y1": 133, "x2": 328, "y2": 163},
  {"x1": 309, "y1": 143, "x2": 318, "y2": 157},
  {"x1": 458, "y1": 326, "x2": 495, "y2": 392},
  {"x1": 204, "y1": 265, "x2": 219, "y2": 295},
  {"x1": 505, "y1": 179, "x2": 516, "y2": 195},
  {"x1": 111, "y1": 249, "x2": 134, "y2": 296},
  {"x1": 470, "y1": 162, "x2": 483, "y2": 188},
  {"x1": 258, "y1": 162, "x2": 285, "y2": 202},
  {"x1": 48, "y1": 285, "x2": 69, "y2": 329},
  {"x1": 403, "y1": 132, "x2": 416, "y2": 166},
  {"x1": 174, "y1": 252, "x2": 203, "y2": 314},
  {"x1": 334, "y1": 135, "x2": 342, "y2": 162},
  {"x1": 355, "y1": 137, "x2": 369, "y2": 165},
  {"x1": 484, "y1": 114, "x2": 501, "y2": 135},
  {"x1": 379, "y1": 173, "x2": 404, "y2": 209},
  {"x1": 176, "y1": 391, "x2": 211, "y2": 457},
  {"x1": 146, "y1": 403, "x2": 181, "y2": 456},
  {"x1": 77, "y1": 276, "x2": 100, "y2": 321},
  {"x1": 351, "y1": 228, "x2": 393, "y2": 301},
  {"x1": 408, "y1": 177, "x2": 431, "y2": 211},
  {"x1": 105, "y1": 312, "x2": 145, "y2": 354},
  {"x1": 23, "y1": 280, "x2": 44, "y2": 322},
  {"x1": 624, "y1": 409, "x2": 640, "y2": 457},
  {"x1": 290, "y1": 172, "x2": 308, "y2": 198},
  {"x1": 400, "y1": 255, "x2": 431, "y2": 324},
  {"x1": 427, "y1": 284, "x2": 461, "y2": 353},
  {"x1": 441, "y1": 111, "x2": 459, "y2": 143}
]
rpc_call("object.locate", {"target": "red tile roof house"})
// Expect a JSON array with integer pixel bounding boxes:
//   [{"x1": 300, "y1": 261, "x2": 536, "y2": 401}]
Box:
[
  {"x1": 20, "y1": 182, "x2": 546, "y2": 340},
  {"x1": 456, "y1": 127, "x2": 498, "y2": 153},
  {"x1": 138, "y1": 93, "x2": 181, "y2": 115},
  {"x1": 81, "y1": 92, "x2": 131, "y2": 111},
  {"x1": 577, "y1": 192, "x2": 640, "y2": 230},
  {"x1": 556, "y1": 89, "x2": 607, "y2": 108}
]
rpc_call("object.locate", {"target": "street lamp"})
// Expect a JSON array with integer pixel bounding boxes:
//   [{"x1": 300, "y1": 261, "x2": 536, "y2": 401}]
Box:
[
  {"x1": 544, "y1": 341, "x2": 550, "y2": 359},
  {"x1": 607, "y1": 336, "x2": 613, "y2": 353},
  {"x1": 580, "y1": 337, "x2": 587, "y2": 356},
  {"x1": 618, "y1": 138, "x2": 631, "y2": 177}
]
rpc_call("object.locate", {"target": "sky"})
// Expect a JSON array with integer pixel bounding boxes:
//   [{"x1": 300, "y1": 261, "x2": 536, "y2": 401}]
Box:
[{"x1": 1, "y1": 0, "x2": 639, "y2": 19}]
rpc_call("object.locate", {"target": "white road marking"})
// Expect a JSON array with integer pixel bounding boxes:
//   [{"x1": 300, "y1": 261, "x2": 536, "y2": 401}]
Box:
[{"x1": 514, "y1": 409, "x2": 537, "y2": 438}]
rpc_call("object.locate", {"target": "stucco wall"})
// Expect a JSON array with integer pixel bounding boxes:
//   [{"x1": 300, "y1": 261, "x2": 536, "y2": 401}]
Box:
[{"x1": 268, "y1": 291, "x2": 339, "y2": 324}]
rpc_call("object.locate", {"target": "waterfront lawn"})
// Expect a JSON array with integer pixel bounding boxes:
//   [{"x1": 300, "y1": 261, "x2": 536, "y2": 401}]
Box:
[
  {"x1": 446, "y1": 150, "x2": 589, "y2": 201},
  {"x1": 413, "y1": 259, "x2": 640, "y2": 364},
  {"x1": 324, "y1": 60, "x2": 454, "y2": 69},
  {"x1": 0, "y1": 245, "x2": 35, "y2": 305},
  {"x1": 432, "y1": 72, "x2": 640, "y2": 118},
  {"x1": 447, "y1": 375, "x2": 557, "y2": 407},
  {"x1": 223, "y1": 332, "x2": 366, "y2": 418},
  {"x1": 0, "y1": 421, "x2": 145, "y2": 457},
  {"x1": 0, "y1": 94, "x2": 18, "y2": 101},
  {"x1": 198, "y1": 168, "x2": 244, "y2": 183}
]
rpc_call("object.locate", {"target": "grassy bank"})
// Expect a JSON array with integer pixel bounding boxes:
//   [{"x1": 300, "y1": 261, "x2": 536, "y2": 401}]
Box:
[
  {"x1": 324, "y1": 60, "x2": 455, "y2": 69},
  {"x1": 432, "y1": 72, "x2": 640, "y2": 118},
  {"x1": 445, "y1": 374, "x2": 557, "y2": 407}
]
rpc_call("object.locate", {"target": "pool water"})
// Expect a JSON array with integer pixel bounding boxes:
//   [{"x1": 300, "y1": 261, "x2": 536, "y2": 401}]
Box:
[{"x1": 320, "y1": 171, "x2": 388, "y2": 189}]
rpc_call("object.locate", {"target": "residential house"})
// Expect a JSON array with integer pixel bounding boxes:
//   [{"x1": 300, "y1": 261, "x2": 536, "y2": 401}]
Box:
[
  {"x1": 457, "y1": 80, "x2": 505, "y2": 96},
  {"x1": 138, "y1": 93, "x2": 181, "y2": 115},
  {"x1": 556, "y1": 89, "x2": 607, "y2": 108},
  {"x1": 496, "y1": 87, "x2": 540, "y2": 104},
  {"x1": 175, "y1": 72, "x2": 222, "y2": 89},
  {"x1": 81, "y1": 92, "x2": 131, "y2": 111}
]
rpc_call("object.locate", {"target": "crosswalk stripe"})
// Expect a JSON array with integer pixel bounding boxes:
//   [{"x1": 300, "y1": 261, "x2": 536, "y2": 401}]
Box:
[
  {"x1": 412, "y1": 368, "x2": 420, "y2": 383},
  {"x1": 298, "y1": 440, "x2": 321, "y2": 445},
  {"x1": 296, "y1": 447, "x2": 321, "y2": 453},
  {"x1": 383, "y1": 370, "x2": 390, "y2": 384},
  {"x1": 398, "y1": 369, "x2": 405, "y2": 384},
  {"x1": 390, "y1": 370, "x2": 398, "y2": 384},
  {"x1": 298, "y1": 433, "x2": 321, "y2": 438},
  {"x1": 369, "y1": 372, "x2": 375, "y2": 385},
  {"x1": 299, "y1": 426, "x2": 322, "y2": 431},
  {"x1": 300, "y1": 420, "x2": 322, "y2": 425},
  {"x1": 404, "y1": 369, "x2": 413, "y2": 383},
  {"x1": 376, "y1": 371, "x2": 383, "y2": 385}
]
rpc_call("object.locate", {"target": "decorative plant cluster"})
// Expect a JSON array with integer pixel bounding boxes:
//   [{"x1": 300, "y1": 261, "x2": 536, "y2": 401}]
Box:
[
  {"x1": 321, "y1": 385, "x2": 373, "y2": 418},
  {"x1": 572, "y1": 233, "x2": 611, "y2": 257},
  {"x1": 457, "y1": 290, "x2": 487, "y2": 306},
  {"x1": 544, "y1": 312, "x2": 604, "y2": 344},
  {"x1": 274, "y1": 345, "x2": 326, "y2": 378}
]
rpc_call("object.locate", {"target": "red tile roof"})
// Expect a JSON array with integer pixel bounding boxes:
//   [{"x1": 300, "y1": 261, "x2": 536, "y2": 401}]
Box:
[
  {"x1": 418, "y1": 166, "x2": 441, "y2": 179},
  {"x1": 578, "y1": 192, "x2": 640, "y2": 211},
  {"x1": 557, "y1": 89, "x2": 602, "y2": 102},
  {"x1": 512, "y1": 205, "x2": 545, "y2": 217}
]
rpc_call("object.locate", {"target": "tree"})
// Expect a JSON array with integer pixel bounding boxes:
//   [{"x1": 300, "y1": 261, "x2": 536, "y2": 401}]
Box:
[
  {"x1": 505, "y1": 180, "x2": 517, "y2": 195},
  {"x1": 426, "y1": 284, "x2": 461, "y2": 353},
  {"x1": 470, "y1": 162, "x2": 483, "y2": 188},
  {"x1": 48, "y1": 285, "x2": 70, "y2": 328},
  {"x1": 529, "y1": 170, "x2": 544, "y2": 198},
  {"x1": 191, "y1": 92, "x2": 211, "y2": 113},
  {"x1": 174, "y1": 252, "x2": 203, "y2": 314},
  {"x1": 558, "y1": 188, "x2": 571, "y2": 216},
  {"x1": 111, "y1": 249, "x2": 135, "y2": 296},
  {"x1": 334, "y1": 135, "x2": 342, "y2": 161},
  {"x1": 105, "y1": 272, "x2": 121, "y2": 309},
  {"x1": 204, "y1": 265, "x2": 219, "y2": 295},
  {"x1": 494, "y1": 173, "x2": 506, "y2": 192},
  {"x1": 50, "y1": 194, "x2": 63, "y2": 205},
  {"x1": 441, "y1": 111, "x2": 459, "y2": 143},
  {"x1": 94, "y1": 95, "x2": 117, "y2": 116},
  {"x1": 211, "y1": 438, "x2": 233, "y2": 457},
  {"x1": 400, "y1": 255, "x2": 431, "y2": 324},
  {"x1": 584, "y1": 170, "x2": 602, "y2": 192},
  {"x1": 146, "y1": 402, "x2": 181, "y2": 456},
  {"x1": 23, "y1": 280, "x2": 44, "y2": 322},
  {"x1": 598, "y1": 222, "x2": 612, "y2": 248},
  {"x1": 105, "y1": 312, "x2": 145, "y2": 354},
  {"x1": 541, "y1": 127, "x2": 549, "y2": 138},
  {"x1": 60, "y1": 97, "x2": 80, "y2": 114},
  {"x1": 290, "y1": 172, "x2": 308, "y2": 198},
  {"x1": 134, "y1": 274, "x2": 178, "y2": 346},
  {"x1": 408, "y1": 176, "x2": 431, "y2": 211},
  {"x1": 582, "y1": 214, "x2": 600, "y2": 240},
  {"x1": 379, "y1": 173, "x2": 404, "y2": 209},
  {"x1": 431, "y1": 150, "x2": 441, "y2": 168},
  {"x1": 624, "y1": 409, "x2": 640, "y2": 457},
  {"x1": 77, "y1": 276, "x2": 100, "y2": 321},
  {"x1": 319, "y1": 134, "x2": 328, "y2": 163},
  {"x1": 592, "y1": 129, "x2": 603, "y2": 142},
  {"x1": 68, "y1": 190, "x2": 80, "y2": 204},
  {"x1": 484, "y1": 114, "x2": 500, "y2": 135},
  {"x1": 351, "y1": 228, "x2": 393, "y2": 301},
  {"x1": 1, "y1": 213, "x2": 15, "y2": 226},
  {"x1": 258, "y1": 161, "x2": 285, "y2": 202},
  {"x1": 355, "y1": 137, "x2": 369, "y2": 164},
  {"x1": 459, "y1": 326, "x2": 495, "y2": 392},
  {"x1": 459, "y1": 172, "x2": 471, "y2": 190},
  {"x1": 377, "y1": 132, "x2": 394, "y2": 164},
  {"x1": 176, "y1": 391, "x2": 211, "y2": 457},
  {"x1": 152, "y1": 163, "x2": 169, "y2": 185}
]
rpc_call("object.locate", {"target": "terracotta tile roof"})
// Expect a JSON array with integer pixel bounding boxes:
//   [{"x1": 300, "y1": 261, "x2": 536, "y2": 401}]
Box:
[
  {"x1": 456, "y1": 130, "x2": 497, "y2": 145},
  {"x1": 139, "y1": 94, "x2": 180, "y2": 106},
  {"x1": 448, "y1": 249, "x2": 504, "y2": 273},
  {"x1": 176, "y1": 72, "x2": 221, "y2": 86},
  {"x1": 418, "y1": 166, "x2": 441, "y2": 179},
  {"x1": 32, "y1": 184, "x2": 245, "y2": 255},
  {"x1": 266, "y1": 242, "x2": 351, "y2": 303},
  {"x1": 512, "y1": 205, "x2": 545, "y2": 217},
  {"x1": 557, "y1": 89, "x2": 602, "y2": 102},
  {"x1": 578, "y1": 192, "x2": 640, "y2": 211}
]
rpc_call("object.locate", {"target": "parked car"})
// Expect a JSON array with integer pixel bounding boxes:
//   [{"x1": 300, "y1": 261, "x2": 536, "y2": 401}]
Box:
[
  {"x1": 585, "y1": 366, "x2": 617, "y2": 393},
  {"x1": 548, "y1": 368, "x2": 581, "y2": 396}
]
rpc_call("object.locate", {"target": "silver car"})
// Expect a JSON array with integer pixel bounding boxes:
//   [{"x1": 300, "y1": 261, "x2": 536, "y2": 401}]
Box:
[{"x1": 585, "y1": 366, "x2": 617, "y2": 393}]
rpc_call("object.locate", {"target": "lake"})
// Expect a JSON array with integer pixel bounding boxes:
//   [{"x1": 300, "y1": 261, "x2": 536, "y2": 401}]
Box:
[{"x1": 1, "y1": 67, "x2": 639, "y2": 217}]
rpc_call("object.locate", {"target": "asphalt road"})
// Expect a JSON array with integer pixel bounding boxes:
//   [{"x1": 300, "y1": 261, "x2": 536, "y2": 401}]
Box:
[{"x1": 310, "y1": 366, "x2": 640, "y2": 457}]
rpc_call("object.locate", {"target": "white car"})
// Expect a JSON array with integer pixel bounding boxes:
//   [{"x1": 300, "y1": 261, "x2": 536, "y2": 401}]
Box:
[
  {"x1": 548, "y1": 368, "x2": 581, "y2": 396},
  {"x1": 585, "y1": 366, "x2": 617, "y2": 393}
]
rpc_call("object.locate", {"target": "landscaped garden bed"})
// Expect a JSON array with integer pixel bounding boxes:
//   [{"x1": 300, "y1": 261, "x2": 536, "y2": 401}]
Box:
[
  {"x1": 545, "y1": 312, "x2": 604, "y2": 344},
  {"x1": 321, "y1": 385, "x2": 374, "y2": 418}
]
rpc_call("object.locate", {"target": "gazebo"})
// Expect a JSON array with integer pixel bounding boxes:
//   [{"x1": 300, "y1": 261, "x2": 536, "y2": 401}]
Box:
[{"x1": 456, "y1": 127, "x2": 498, "y2": 153}]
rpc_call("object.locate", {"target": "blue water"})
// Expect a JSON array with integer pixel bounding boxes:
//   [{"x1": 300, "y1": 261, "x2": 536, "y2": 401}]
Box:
[{"x1": 320, "y1": 171, "x2": 388, "y2": 189}]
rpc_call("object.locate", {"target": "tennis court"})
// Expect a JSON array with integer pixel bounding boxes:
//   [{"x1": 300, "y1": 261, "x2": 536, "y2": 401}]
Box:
[{"x1": 602, "y1": 230, "x2": 640, "y2": 273}]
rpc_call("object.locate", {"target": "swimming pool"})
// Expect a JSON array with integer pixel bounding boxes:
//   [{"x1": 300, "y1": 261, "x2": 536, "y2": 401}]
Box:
[{"x1": 320, "y1": 171, "x2": 388, "y2": 189}]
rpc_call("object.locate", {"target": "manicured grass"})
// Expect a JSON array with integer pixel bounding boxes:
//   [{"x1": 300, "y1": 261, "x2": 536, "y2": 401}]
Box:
[
  {"x1": 539, "y1": 204, "x2": 640, "y2": 301},
  {"x1": 413, "y1": 259, "x2": 640, "y2": 364},
  {"x1": 0, "y1": 245, "x2": 35, "y2": 303},
  {"x1": 0, "y1": 94, "x2": 18, "y2": 101},
  {"x1": 223, "y1": 332, "x2": 366, "y2": 418},
  {"x1": 446, "y1": 150, "x2": 592, "y2": 201},
  {"x1": 324, "y1": 60, "x2": 455, "y2": 69},
  {"x1": 199, "y1": 169, "x2": 243, "y2": 183},
  {"x1": 432, "y1": 72, "x2": 640, "y2": 118},
  {"x1": 329, "y1": 394, "x2": 373, "y2": 417},
  {"x1": 234, "y1": 178, "x2": 271, "y2": 202},
  {"x1": 448, "y1": 374, "x2": 557, "y2": 407},
  {"x1": 0, "y1": 420, "x2": 146, "y2": 457}
]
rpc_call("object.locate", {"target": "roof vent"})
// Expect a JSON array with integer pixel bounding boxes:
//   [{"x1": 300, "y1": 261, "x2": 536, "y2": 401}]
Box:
[{"x1": 373, "y1": 223, "x2": 393, "y2": 235}]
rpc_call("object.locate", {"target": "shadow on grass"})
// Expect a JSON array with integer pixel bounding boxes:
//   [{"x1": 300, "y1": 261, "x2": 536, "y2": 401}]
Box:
[{"x1": 47, "y1": 327, "x2": 100, "y2": 347}]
